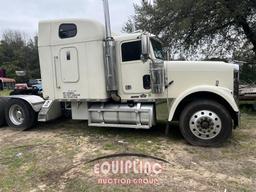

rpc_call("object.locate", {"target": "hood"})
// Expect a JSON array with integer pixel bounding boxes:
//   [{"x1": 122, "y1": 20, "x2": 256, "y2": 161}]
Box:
[
  {"x1": 164, "y1": 61, "x2": 237, "y2": 97},
  {"x1": 164, "y1": 61, "x2": 239, "y2": 72}
]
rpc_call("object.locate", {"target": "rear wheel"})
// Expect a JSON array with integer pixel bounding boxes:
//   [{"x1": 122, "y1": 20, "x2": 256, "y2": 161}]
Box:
[
  {"x1": 179, "y1": 100, "x2": 232, "y2": 147},
  {"x1": 5, "y1": 99, "x2": 37, "y2": 129}
]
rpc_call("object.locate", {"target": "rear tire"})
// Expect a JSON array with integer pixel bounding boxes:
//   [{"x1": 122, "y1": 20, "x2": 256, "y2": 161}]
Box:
[
  {"x1": 179, "y1": 100, "x2": 232, "y2": 147},
  {"x1": 5, "y1": 99, "x2": 37, "y2": 129}
]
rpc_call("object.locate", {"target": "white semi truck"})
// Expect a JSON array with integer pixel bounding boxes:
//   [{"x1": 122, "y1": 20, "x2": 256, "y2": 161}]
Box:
[{"x1": 0, "y1": 0, "x2": 240, "y2": 147}]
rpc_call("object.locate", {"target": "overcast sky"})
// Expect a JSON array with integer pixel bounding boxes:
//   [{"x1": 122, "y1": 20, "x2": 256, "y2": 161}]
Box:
[{"x1": 0, "y1": 0, "x2": 141, "y2": 38}]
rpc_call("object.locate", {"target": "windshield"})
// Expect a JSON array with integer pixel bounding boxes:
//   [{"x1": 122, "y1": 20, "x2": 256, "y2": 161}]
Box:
[{"x1": 151, "y1": 38, "x2": 164, "y2": 60}]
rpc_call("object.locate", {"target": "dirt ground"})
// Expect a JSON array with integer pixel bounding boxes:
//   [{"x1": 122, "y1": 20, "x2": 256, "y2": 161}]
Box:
[{"x1": 0, "y1": 105, "x2": 255, "y2": 192}]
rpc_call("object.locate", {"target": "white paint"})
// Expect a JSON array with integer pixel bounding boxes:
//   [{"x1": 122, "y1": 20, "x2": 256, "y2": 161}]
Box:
[{"x1": 38, "y1": 19, "x2": 239, "y2": 123}]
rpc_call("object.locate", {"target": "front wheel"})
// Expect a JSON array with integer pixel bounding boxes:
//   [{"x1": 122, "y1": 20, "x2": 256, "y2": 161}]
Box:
[
  {"x1": 5, "y1": 99, "x2": 37, "y2": 129},
  {"x1": 179, "y1": 100, "x2": 232, "y2": 147}
]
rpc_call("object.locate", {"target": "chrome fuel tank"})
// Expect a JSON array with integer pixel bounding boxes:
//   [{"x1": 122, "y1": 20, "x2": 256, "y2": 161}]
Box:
[{"x1": 88, "y1": 103, "x2": 155, "y2": 129}]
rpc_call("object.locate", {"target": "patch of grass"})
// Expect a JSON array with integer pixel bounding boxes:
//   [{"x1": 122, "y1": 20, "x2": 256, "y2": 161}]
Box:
[
  {"x1": 0, "y1": 176, "x2": 16, "y2": 191},
  {"x1": 0, "y1": 175, "x2": 29, "y2": 191},
  {"x1": 65, "y1": 180, "x2": 132, "y2": 192},
  {"x1": 226, "y1": 181, "x2": 252, "y2": 192},
  {"x1": 103, "y1": 142, "x2": 119, "y2": 151},
  {"x1": 0, "y1": 89, "x2": 11, "y2": 96},
  {"x1": 0, "y1": 147, "x2": 33, "y2": 170},
  {"x1": 64, "y1": 178, "x2": 149, "y2": 192},
  {"x1": 0, "y1": 110, "x2": 256, "y2": 191},
  {"x1": 241, "y1": 166, "x2": 256, "y2": 178}
]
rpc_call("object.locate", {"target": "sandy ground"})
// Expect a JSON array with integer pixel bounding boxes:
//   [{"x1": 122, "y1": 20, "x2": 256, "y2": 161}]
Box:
[{"x1": 0, "y1": 112, "x2": 255, "y2": 192}]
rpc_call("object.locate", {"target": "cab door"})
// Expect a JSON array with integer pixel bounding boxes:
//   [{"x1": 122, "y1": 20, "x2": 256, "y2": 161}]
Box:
[{"x1": 120, "y1": 40, "x2": 151, "y2": 94}]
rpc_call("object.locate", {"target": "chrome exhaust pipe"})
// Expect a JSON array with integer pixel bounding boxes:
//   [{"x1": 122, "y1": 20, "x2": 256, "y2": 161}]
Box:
[
  {"x1": 103, "y1": 0, "x2": 112, "y2": 40},
  {"x1": 102, "y1": 0, "x2": 120, "y2": 102}
]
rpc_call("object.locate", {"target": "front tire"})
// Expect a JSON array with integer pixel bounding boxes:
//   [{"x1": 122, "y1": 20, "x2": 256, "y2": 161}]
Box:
[
  {"x1": 5, "y1": 99, "x2": 37, "y2": 129},
  {"x1": 179, "y1": 100, "x2": 232, "y2": 147}
]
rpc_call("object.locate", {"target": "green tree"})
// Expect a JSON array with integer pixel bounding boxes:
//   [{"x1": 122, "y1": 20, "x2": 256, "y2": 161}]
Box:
[
  {"x1": 124, "y1": 0, "x2": 256, "y2": 60},
  {"x1": 0, "y1": 30, "x2": 40, "y2": 82}
]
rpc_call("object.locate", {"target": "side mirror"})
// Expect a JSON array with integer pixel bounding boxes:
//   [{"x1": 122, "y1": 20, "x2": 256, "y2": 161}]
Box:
[{"x1": 141, "y1": 34, "x2": 150, "y2": 61}]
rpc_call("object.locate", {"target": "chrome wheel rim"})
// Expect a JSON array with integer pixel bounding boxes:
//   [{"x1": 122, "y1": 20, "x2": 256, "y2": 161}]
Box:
[
  {"x1": 189, "y1": 110, "x2": 222, "y2": 140},
  {"x1": 9, "y1": 104, "x2": 25, "y2": 126}
]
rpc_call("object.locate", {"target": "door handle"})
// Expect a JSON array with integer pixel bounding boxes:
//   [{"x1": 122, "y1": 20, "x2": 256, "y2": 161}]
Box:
[{"x1": 54, "y1": 56, "x2": 61, "y2": 89}]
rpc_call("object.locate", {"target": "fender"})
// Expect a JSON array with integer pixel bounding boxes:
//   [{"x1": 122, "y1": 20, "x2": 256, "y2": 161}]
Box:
[
  {"x1": 168, "y1": 85, "x2": 239, "y2": 122},
  {"x1": 5, "y1": 95, "x2": 45, "y2": 112}
]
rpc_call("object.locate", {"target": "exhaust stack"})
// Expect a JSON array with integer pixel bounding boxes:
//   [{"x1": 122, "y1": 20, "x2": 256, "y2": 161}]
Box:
[{"x1": 102, "y1": 0, "x2": 120, "y2": 101}]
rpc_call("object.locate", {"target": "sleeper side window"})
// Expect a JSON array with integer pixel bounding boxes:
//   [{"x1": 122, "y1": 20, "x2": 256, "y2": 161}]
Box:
[
  {"x1": 59, "y1": 24, "x2": 77, "y2": 39},
  {"x1": 121, "y1": 41, "x2": 142, "y2": 62}
]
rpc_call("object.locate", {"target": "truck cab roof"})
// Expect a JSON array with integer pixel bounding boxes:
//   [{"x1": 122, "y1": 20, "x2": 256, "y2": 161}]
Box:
[
  {"x1": 38, "y1": 19, "x2": 145, "y2": 47},
  {"x1": 38, "y1": 19, "x2": 105, "y2": 47}
]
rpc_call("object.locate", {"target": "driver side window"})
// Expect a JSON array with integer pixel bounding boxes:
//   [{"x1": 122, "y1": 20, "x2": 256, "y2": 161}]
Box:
[{"x1": 121, "y1": 41, "x2": 141, "y2": 62}]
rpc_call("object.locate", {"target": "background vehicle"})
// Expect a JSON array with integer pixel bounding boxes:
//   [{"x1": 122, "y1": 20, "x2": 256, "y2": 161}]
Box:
[
  {"x1": 0, "y1": 0, "x2": 240, "y2": 147},
  {"x1": 0, "y1": 77, "x2": 15, "y2": 90},
  {"x1": 32, "y1": 84, "x2": 43, "y2": 96},
  {"x1": 27, "y1": 79, "x2": 42, "y2": 87},
  {"x1": 10, "y1": 79, "x2": 42, "y2": 96},
  {"x1": 14, "y1": 83, "x2": 29, "y2": 90}
]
